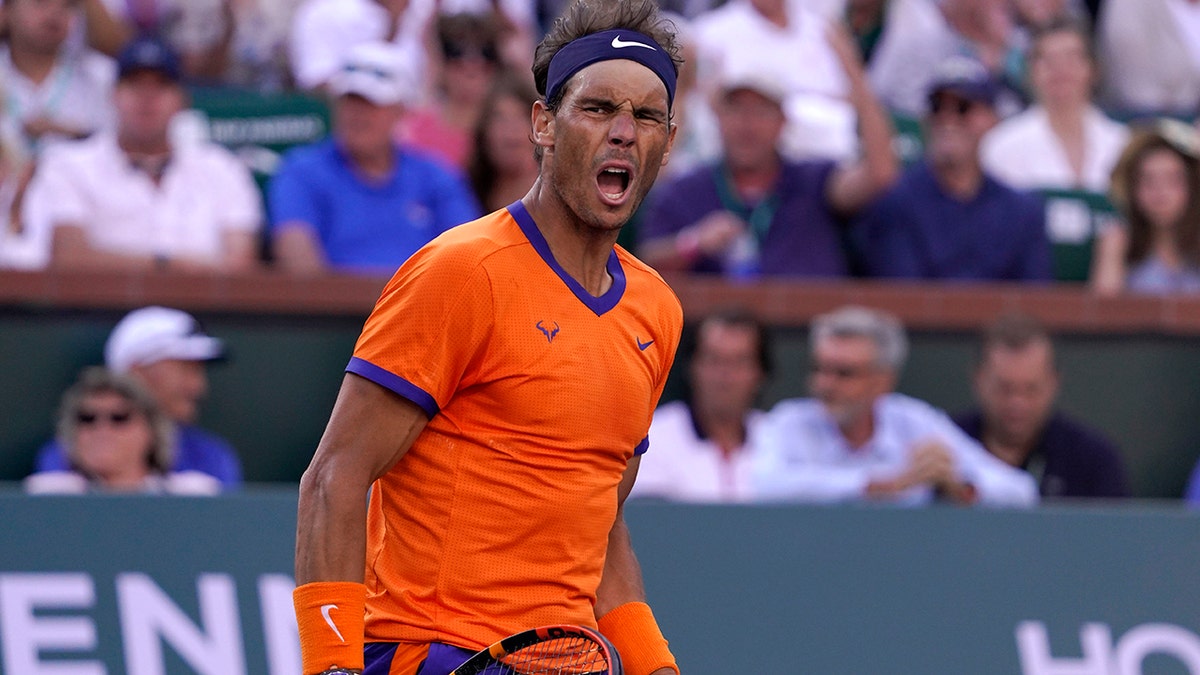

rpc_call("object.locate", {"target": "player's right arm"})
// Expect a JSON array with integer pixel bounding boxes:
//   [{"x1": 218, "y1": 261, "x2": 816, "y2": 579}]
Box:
[{"x1": 293, "y1": 372, "x2": 428, "y2": 674}]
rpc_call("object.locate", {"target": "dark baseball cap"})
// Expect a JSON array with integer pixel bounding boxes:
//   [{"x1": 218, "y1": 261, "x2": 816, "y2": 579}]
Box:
[
  {"x1": 926, "y1": 56, "x2": 999, "y2": 110},
  {"x1": 117, "y1": 35, "x2": 182, "y2": 82}
]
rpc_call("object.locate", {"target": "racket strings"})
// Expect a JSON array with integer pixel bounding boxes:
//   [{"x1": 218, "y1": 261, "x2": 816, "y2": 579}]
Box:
[{"x1": 495, "y1": 635, "x2": 610, "y2": 675}]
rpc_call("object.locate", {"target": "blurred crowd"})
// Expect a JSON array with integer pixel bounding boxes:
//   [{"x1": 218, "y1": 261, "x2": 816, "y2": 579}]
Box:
[
  {"x1": 7, "y1": 0, "x2": 1200, "y2": 501},
  {"x1": 0, "y1": 0, "x2": 1194, "y2": 291}
]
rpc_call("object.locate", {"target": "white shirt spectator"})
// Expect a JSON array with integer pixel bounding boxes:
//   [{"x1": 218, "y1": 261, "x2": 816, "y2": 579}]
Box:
[
  {"x1": 21, "y1": 132, "x2": 262, "y2": 268},
  {"x1": 692, "y1": 0, "x2": 856, "y2": 161},
  {"x1": 289, "y1": 0, "x2": 426, "y2": 93},
  {"x1": 1097, "y1": 0, "x2": 1200, "y2": 117},
  {"x1": 0, "y1": 45, "x2": 116, "y2": 159},
  {"x1": 24, "y1": 469, "x2": 221, "y2": 495},
  {"x1": 981, "y1": 105, "x2": 1129, "y2": 193},
  {"x1": 631, "y1": 400, "x2": 768, "y2": 504},
  {"x1": 752, "y1": 393, "x2": 1039, "y2": 506}
]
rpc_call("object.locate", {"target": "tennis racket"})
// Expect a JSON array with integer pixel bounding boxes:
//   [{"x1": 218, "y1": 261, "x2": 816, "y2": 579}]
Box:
[{"x1": 450, "y1": 624, "x2": 623, "y2": 675}]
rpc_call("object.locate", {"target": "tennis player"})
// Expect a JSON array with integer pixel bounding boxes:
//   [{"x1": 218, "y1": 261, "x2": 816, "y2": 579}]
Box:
[{"x1": 292, "y1": 1, "x2": 684, "y2": 674}]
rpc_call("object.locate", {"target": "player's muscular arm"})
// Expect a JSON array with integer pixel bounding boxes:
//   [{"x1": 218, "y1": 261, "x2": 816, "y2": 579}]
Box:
[
  {"x1": 596, "y1": 455, "x2": 679, "y2": 675},
  {"x1": 295, "y1": 373, "x2": 428, "y2": 584}
]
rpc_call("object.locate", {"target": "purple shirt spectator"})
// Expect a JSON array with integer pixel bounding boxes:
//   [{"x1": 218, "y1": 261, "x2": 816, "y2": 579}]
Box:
[
  {"x1": 954, "y1": 410, "x2": 1130, "y2": 499},
  {"x1": 854, "y1": 160, "x2": 1052, "y2": 281},
  {"x1": 638, "y1": 160, "x2": 848, "y2": 277}
]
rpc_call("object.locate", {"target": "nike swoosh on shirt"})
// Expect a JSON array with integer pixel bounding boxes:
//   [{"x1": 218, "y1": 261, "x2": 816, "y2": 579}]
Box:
[
  {"x1": 637, "y1": 337, "x2": 655, "y2": 351},
  {"x1": 320, "y1": 604, "x2": 346, "y2": 643},
  {"x1": 611, "y1": 35, "x2": 655, "y2": 50}
]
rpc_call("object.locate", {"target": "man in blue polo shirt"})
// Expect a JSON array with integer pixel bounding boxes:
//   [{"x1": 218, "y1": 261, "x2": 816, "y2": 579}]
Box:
[
  {"x1": 854, "y1": 57, "x2": 1052, "y2": 281},
  {"x1": 268, "y1": 41, "x2": 480, "y2": 276}
]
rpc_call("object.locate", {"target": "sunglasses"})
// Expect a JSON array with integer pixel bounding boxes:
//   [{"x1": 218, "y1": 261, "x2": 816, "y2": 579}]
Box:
[
  {"x1": 811, "y1": 363, "x2": 876, "y2": 379},
  {"x1": 442, "y1": 41, "x2": 498, "y2": 64},
  {"x1": 929, "y1": 96, "x2": 983, "y2": 117},
  {"x1": 77, "y1": 410, "x2": 134, "y2": 426}
]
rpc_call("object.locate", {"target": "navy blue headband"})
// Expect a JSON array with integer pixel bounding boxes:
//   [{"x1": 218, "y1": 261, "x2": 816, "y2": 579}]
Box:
[{"x1": 546, "y1": 29, "x2": 677, "y2": 109}]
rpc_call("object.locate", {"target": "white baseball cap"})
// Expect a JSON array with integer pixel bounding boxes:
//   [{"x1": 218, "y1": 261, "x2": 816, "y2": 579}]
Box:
[
  {"x1": 328, "y1": 41, "x2": 420, "y2": 107},
  {"x1": 716, "y1": 62, "x2": 789, "y2": 107},
  {"x1": 104, "y1": 306, "x2": 225, "y2": 374}
]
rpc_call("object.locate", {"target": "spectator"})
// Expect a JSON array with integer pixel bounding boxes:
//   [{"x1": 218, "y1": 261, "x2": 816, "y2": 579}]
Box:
[
  {"x1": 981, "y1": 18, "x2": 1128, "y2": 194},
  {"x1": 1096, "y1": 0, "x2": 1200, "y2": 121},
  {"x1": 954, "y1": 312, "x2": 1131, "y2": 499},
  {"x1": 223, "y1": 0, "x2": 305, "y2": 90},
  {"x1": 20, "y1": 35, "x2": 264, "y2": 272},
  {"x1": 0, "y1": 0, "x2": 117, "y2": 160},
  {"x1": 34, "y1": 306, "x2": 243, "y2": 489},
  {"x1": 631, "y1": 310, "x2": 772, "y2": 503},
  {"x1": 868, "y1": 0, "x2": 1027, "y2": 119},
  {"x1": 288, "y1": 0, "x2": 425, "y2": 94},
  {"x1": 855, "y1": 57, "x2": 1052, "y2": 280},
  {"x1": 26, "y1": 366, "x2": 222, "y2": 495},
  {"x1": 690, "y1": 0, "x2": 862, "y2": 161},
  {"x1": 980, "y1": 17, "x2": 1127, "y2": 281},
  {"x1": 637, "y1": 26, "x2": 897, "y2": 279},
  {"x1": 101, "y1": 0, "x2": 235, "y2": 83},
  {"x1": 410, "y1": 0, "x2": 538, "y2": 74},
  {"x1": 401, "y1": 12, "x2": 503, "y2": 169},
  {"x1": 466, "y1": 70, "x2": 540, "y2": 213},
  {"x1": 752, "y1": 305, "x2": 1039, "y2": 506},
  {"x1": 268, "y1": 41, "x2": 480, "y2": 275},
  {"x1": 1091, "y1": 120, "x2": 1200, "y2": 294}
]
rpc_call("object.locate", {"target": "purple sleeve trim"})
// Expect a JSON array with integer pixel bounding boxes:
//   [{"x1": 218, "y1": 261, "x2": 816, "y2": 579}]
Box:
[
  {"x1": 634, "y1": 436, "x2": 650, "y2": 456},
  {"x1": 346, "y1": 357, "x2": 439, "y2": 418}
]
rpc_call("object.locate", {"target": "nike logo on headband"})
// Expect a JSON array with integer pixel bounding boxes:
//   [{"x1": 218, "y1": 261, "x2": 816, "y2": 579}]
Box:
[{"x1": 611, "y1": 35, "x2": 655, "y2": 50}]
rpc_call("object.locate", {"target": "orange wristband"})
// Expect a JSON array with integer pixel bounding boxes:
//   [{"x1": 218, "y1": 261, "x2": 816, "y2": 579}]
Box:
[
  {"x1": 293, "y1": 581, "x2": 367, "y2": 675},
  {"x1": 597, "y1": 601, "x2": 679, "y2": 675}
]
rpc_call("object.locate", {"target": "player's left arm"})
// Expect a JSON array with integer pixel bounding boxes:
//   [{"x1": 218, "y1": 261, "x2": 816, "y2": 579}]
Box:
[
  {"x1": 596, "y1": 454, "x2": 649, "y2": 617},
  {"x1": 595, "y1": 455, "x2": 679, "y2": 675}
]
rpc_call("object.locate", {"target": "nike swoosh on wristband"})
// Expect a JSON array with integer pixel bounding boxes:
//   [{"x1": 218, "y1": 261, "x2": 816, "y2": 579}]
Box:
[
  {"x1": 320, "y1": 604, "x2": 346, "y2": 643},
  {"x1": 611, "y1": 35, "x2": 655, "y2": 50}
]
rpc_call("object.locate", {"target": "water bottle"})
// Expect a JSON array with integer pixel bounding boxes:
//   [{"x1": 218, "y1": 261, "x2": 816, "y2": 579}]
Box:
[{"x1": 723, "y1": 229, "x2": 761, "y2": 281}]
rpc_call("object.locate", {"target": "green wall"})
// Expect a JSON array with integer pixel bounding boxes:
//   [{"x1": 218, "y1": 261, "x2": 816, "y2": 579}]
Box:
[
  {"x1": 3, "y1": 310, "x2": 1199, "y2": 498},
  {"x1": 2, "y1": 492, "x2": 1198, "y2": 674}
]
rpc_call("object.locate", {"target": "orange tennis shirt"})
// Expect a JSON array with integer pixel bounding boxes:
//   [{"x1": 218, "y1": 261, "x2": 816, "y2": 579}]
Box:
[{"x1": 346, "y1": 202, "x2": 683, "y2": 651}]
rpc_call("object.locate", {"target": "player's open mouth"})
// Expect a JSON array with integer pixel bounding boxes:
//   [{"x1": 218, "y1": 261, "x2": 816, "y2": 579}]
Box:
[{"x1": 597, "y1": 167, "x2": 631, "y2": 202}]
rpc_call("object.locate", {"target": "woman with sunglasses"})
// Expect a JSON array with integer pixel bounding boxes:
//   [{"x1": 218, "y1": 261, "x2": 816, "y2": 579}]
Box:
[{"x1": 24, "y1": 367, "x2": 220, "y2": 495}]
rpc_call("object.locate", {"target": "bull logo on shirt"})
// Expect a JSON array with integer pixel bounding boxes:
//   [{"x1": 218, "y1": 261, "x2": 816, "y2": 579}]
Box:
[{"x1": 536, "y1": 320, "x2": 560, "y2": 343}]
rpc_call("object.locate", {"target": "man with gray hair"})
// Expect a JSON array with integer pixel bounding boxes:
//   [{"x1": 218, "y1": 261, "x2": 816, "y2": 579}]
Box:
[{"x1": 752, "y1": 305, "x2": 1038, "y2": 506}]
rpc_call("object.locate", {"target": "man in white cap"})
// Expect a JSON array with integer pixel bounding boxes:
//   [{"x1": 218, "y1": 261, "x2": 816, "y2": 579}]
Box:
[
  {"x1": 268, "y1": 40, "x2": 480, "y2": 276},
  {"x1": 34, "y1": 305, "x2": 242, "y2": 489}
]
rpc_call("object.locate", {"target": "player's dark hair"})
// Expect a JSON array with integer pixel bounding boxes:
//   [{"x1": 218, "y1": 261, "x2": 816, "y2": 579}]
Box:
[{"x1": 532, "y1": 0, "x2": 683, "y2": 112}]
